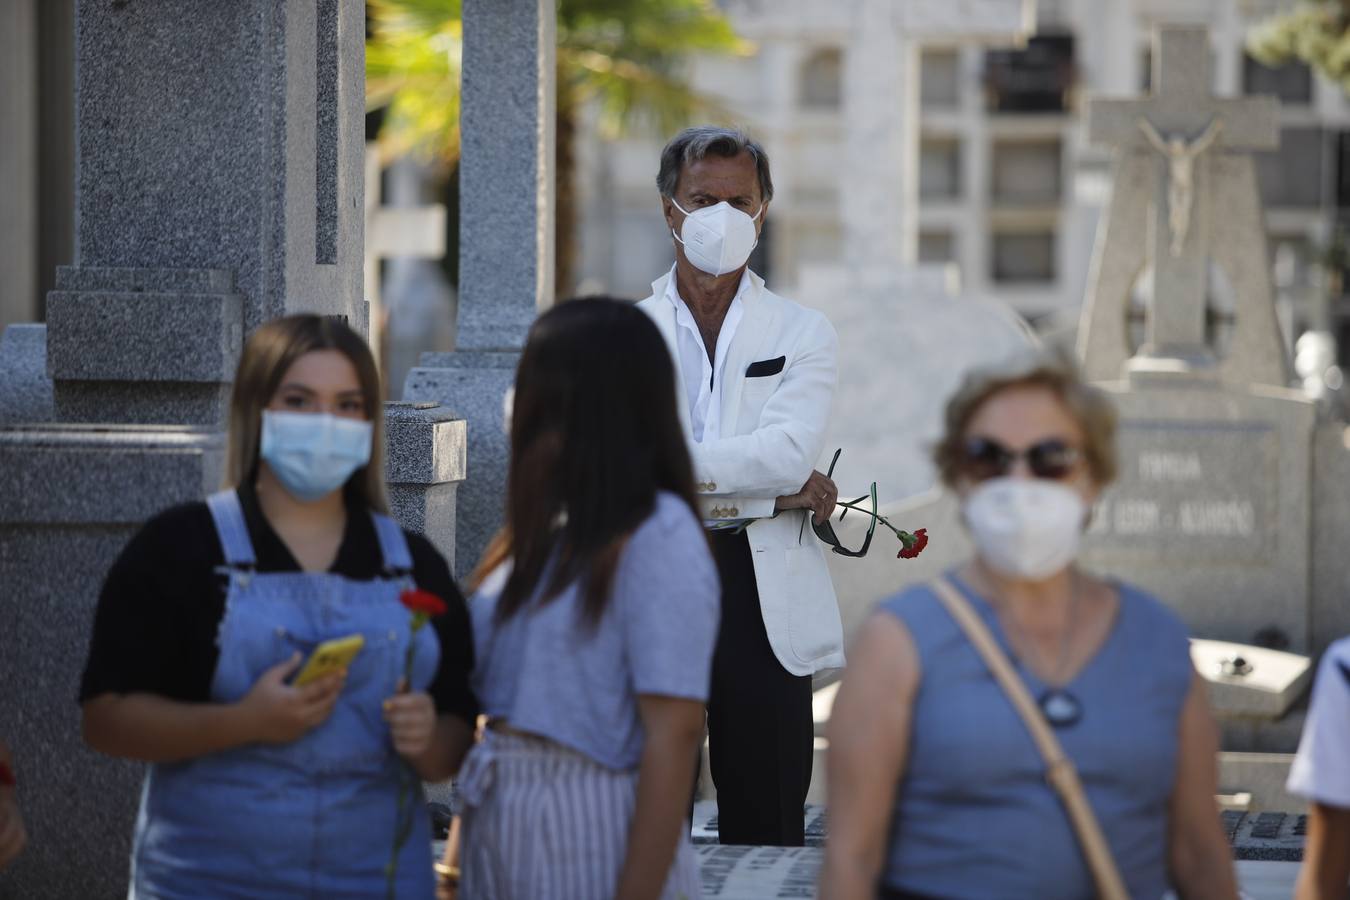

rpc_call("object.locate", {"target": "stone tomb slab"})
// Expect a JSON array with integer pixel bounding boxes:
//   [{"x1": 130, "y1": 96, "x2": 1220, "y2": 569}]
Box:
[
  {"x1": 1080, "y1": 381, "x2": 1316, "y2": 651},
  {"x1": 1191, "y1": 639, "x2": 1312, "y2": 719}
]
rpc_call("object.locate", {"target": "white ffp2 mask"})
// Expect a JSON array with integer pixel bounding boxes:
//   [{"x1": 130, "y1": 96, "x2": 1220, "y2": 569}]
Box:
[
  {"x1": 670, "y1": 199, "x2": 762, "y2": 276},
  {"x1": 962, "y1": 477, "x2": 1086, "y2": 581}
]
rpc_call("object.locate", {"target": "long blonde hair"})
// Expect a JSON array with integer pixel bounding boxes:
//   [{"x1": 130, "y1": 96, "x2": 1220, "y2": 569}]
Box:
[{"x1": 223, "y1": 314, "x2": 388, "y2": 512}]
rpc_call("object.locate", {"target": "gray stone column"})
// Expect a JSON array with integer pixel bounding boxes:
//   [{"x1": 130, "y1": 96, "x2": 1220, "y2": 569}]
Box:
[
  {"x1": 50, "y1": 0, "x2": 369, "y2": 424},
  {"x1": 404, "y1": 0, "x2": 557, "y2": 577}
]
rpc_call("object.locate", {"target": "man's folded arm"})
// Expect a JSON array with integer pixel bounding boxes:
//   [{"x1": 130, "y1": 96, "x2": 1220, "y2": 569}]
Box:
[{"x1": 691, "y1": 317, "x2": 837, "y2": 501}]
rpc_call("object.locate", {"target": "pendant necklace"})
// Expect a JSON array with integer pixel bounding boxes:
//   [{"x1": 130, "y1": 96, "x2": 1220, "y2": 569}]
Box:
[{"x1": 1001, "y1": 574, "x2": 1083, "y2": 729}]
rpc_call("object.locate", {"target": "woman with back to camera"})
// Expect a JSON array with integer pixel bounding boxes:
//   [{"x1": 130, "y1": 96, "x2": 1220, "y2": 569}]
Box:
[
  {"x1": 820, "y1": 350, "x2": 1239, "y2": 900},
  {"x1": 80, "y1": 314, "x2": 478, "y2": 898},
  {"x1": 456, "y1": 298, "x2": 718, "y2": 900}
]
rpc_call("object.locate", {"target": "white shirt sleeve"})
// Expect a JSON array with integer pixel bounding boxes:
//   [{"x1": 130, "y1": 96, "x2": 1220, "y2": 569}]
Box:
[{"x1": 1287, "y1": 636, "x2": 1350, "y2": 809}]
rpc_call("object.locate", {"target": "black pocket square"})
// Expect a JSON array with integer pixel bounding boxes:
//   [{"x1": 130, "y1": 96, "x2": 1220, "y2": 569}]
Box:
[{"x1": 746, "y1": 356, "x2": 786, "y2": 378}]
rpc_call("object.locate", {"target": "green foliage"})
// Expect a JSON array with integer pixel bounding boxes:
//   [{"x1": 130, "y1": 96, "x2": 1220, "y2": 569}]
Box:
[
  {"x1": 367, "y1": 0, "x2": 464, "y2": 164},
  {"x1": 367, "y1": 0, "x2": 747, "y2": 164},
  {"x1": 1247, "y1": 0, "x2": 1350, "y2": 93}
]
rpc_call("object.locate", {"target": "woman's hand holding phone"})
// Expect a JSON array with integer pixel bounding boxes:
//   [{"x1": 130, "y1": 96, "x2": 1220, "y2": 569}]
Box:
[{"x1": 240, "y1": 653, "x2": 346, "y2": 744}]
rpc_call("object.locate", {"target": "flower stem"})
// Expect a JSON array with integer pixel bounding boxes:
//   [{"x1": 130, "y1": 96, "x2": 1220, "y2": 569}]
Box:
[{"x1": 836, "y1": 499, "x2": 915, "y2": 541}]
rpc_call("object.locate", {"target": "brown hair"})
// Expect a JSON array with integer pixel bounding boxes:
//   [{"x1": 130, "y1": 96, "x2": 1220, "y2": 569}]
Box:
[
  {"x1": 933, "y1": 349, "x2": 1119, "y2": 488},
  {"x1": 224, "y1": 314, "x2": 388, "y2": 512},
  {"x1": 471, "y1": 298, "x2": 702, "y2": 626}
]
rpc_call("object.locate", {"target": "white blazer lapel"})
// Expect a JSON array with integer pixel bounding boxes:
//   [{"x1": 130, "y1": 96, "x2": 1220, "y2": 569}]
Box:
[{"x1": 718, "y1": 273, "x2": 777, "y2": 438}]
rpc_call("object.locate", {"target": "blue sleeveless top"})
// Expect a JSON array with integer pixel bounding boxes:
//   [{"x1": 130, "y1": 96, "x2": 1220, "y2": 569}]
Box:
[{"x1": 878, "y1": 575, "x2": 1192, "y2": 900}]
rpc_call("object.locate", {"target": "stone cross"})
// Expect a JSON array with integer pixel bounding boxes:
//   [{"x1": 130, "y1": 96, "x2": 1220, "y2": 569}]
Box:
[
  {"x1": 1079, "y1": 26, "x2": 1288, "y2": 385},
  {"x1": 363, "y1": 144, "x2": 447, "y2": 366}
]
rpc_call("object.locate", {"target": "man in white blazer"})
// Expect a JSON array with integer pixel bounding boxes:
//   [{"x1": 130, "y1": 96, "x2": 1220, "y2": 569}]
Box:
[{"x1": 638, "y1": 126, "x2": 844, "y2": 846}]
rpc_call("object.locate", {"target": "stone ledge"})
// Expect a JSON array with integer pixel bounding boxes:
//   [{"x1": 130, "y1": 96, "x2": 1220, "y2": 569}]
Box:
[
  {"x1": 0, "y1": 425, "x2": 225, "y2": 524},
  {"x1": 54, "y1": 265, "x2": 235, "y2": 293},
  {"x1": 47, "y1": 291, "x2": 243, "y2": 383}
]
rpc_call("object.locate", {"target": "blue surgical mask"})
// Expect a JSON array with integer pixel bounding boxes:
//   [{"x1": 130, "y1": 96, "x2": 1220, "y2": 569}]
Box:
[{"x1": 259, "y1": 410, "x2": 373, "y2": 502}]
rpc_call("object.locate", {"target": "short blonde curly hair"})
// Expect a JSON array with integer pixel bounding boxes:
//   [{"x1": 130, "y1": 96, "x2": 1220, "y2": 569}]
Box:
[{"x1": 933, "y1": 350, "x2": 1119, "y2": 489}]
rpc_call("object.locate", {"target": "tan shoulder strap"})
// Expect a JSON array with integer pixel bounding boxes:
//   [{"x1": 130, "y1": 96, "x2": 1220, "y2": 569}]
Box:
[{"x1": 929, "y1": 577, "x2": 1129, "y2": 900}]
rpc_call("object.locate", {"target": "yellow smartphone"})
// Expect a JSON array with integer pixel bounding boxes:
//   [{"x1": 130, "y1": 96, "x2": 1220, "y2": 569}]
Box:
[{"x1": 292, "y1": 634, "x2": 365, "y2": 686}]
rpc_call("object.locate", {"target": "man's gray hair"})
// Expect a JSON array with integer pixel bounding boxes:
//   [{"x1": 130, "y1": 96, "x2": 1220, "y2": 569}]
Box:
[{"x1": 656, "y1": 126, "x2": 774, "y2": 202}]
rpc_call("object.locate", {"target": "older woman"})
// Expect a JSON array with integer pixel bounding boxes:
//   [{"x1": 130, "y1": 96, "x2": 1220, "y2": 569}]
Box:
[{"x1": 821, "y1": 352, "x2": 1238, "y2": 900}]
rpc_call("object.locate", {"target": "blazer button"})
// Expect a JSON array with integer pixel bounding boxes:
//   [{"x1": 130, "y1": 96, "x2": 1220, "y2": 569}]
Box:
[
  {"x1": 708, "y1": 482, "x2": 717, "y2": 491},
  {"x1": 711, "y1": 506, "x2": 723, "y2": 518},
  {"x1": 730, "y1": 507, "x2": 739, "y2": 517}
]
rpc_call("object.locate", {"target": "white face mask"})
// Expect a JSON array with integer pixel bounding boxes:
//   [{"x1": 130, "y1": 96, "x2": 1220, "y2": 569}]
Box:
[
  {"x1": 670, "y1": 198, "x2": 762, "y2": 276},
  {"x1": 962, "y1": 477, "x2": 1086, "y2": 582}
]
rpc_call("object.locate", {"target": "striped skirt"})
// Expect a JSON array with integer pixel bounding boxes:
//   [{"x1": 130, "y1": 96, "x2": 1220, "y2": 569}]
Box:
[{"x1": 457, "y1": 730, "x2": 702, "y2": 900}]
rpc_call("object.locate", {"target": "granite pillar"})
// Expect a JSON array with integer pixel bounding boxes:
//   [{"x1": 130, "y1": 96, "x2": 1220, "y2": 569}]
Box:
[{"x1": 404, "y1": 0, "x2": 557, "y2": 577}]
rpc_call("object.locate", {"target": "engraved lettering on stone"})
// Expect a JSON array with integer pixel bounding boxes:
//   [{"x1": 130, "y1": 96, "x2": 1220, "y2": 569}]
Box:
[
  {"x1": 1178, "y1": 500, "x2": 1255, "y2": 537},
  {"x1": 1114, "y1": 499, "x2": 1161, "y2": 534},
  {"x1": 1139, "y1": 451, "x2": 1203, "y2": 481}
]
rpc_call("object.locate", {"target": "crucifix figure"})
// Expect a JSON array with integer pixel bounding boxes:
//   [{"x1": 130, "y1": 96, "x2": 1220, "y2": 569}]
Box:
[{"x1": 1137, "y1": 117, "x2": 1224, "y2": 258}]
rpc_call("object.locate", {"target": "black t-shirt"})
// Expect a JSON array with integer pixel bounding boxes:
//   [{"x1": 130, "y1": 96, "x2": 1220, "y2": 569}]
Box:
[{"x1": 79, "y1": 483, "x2": 479, "y2": 724}]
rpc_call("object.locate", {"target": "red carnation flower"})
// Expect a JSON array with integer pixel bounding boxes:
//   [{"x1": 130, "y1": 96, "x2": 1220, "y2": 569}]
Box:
[
  {"x1": 898, "y1": 528, "x2": 929, "y2": 560},
  {"x1": 400, "y1": 588, "x2": 447, "y2": 618}
]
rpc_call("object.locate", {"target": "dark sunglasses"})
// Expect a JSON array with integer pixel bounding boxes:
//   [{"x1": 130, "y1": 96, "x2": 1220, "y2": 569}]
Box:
[
  {"x1": 806, "y1": 449, "x2": 878, "y2": 558},
  {"x1": 960, "y1": 437, "x2": 1081, "y2": 482}
]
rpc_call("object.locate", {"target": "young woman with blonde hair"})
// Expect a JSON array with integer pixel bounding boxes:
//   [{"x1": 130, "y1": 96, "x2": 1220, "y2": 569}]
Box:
[{"x1": 81, "y1": 314, "x2": 478, "y2": 898}]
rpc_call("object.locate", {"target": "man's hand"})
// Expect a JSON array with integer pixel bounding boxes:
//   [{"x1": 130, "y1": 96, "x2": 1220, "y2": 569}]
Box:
[{"x1": 775, "y1": 470, "x2": 838, "y2": 525}]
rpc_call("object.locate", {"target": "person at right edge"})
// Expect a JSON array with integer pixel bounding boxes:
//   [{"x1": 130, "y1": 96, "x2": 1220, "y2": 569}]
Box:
[
  {"x1": 638, "y1": 126, "x2": 844, "y2": 847},
  {"x1": 820, "y1": 351, "x2": 1239, "y2": 899},
  {"x1": 1287, "y1": 634, "x2": 1350, "y2": 899}
]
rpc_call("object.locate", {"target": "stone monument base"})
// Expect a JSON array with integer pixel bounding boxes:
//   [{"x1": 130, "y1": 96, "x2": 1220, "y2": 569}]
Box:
[{"x1": 0, "y1": 425, "x2": 227, "y2": 899}]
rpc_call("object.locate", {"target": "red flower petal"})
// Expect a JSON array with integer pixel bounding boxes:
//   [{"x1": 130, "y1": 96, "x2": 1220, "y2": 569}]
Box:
[
  {"x1": 400, "y1": 588, "x2": 448, "y2": 618},
  {"x1": 0, "y1": 762, "x2": 14, "y2": 788}
]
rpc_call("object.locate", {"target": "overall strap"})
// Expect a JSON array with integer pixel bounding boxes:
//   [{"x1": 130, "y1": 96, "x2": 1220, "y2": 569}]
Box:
[
  {"x1": 206, "y1": 490, "x2": 258, "y2": 569},
  {"x1": 371, "y1": 512, "x2": 414, "y2": 576},
  {"x1": 929, "y1": 577, "x2": 1129, "y2": 900}
]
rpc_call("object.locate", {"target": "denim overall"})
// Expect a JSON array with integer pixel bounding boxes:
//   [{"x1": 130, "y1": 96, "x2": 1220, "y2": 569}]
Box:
[{"x1": 128, "y1": 490, "x2": 440, "y2": 899}]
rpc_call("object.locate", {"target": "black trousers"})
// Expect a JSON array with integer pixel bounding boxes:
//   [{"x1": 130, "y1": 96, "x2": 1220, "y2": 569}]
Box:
[{"x1": 706, "y1": 529, "x2": 814, "y2": 846}]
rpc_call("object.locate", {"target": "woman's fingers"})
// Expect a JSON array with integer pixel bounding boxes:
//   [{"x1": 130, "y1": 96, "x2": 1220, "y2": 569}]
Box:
[
  {"x1": 384, "y1": 693, "x2": 435, "y2": 755},
  {"x1": 0, "y1": 804, "x2": 27, "y2": 870}
]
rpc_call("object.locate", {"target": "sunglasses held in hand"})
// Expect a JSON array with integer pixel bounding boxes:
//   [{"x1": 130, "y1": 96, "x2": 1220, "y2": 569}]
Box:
[{"x1": 806, "y1": 449, "x2": 928, "y2": 561}]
